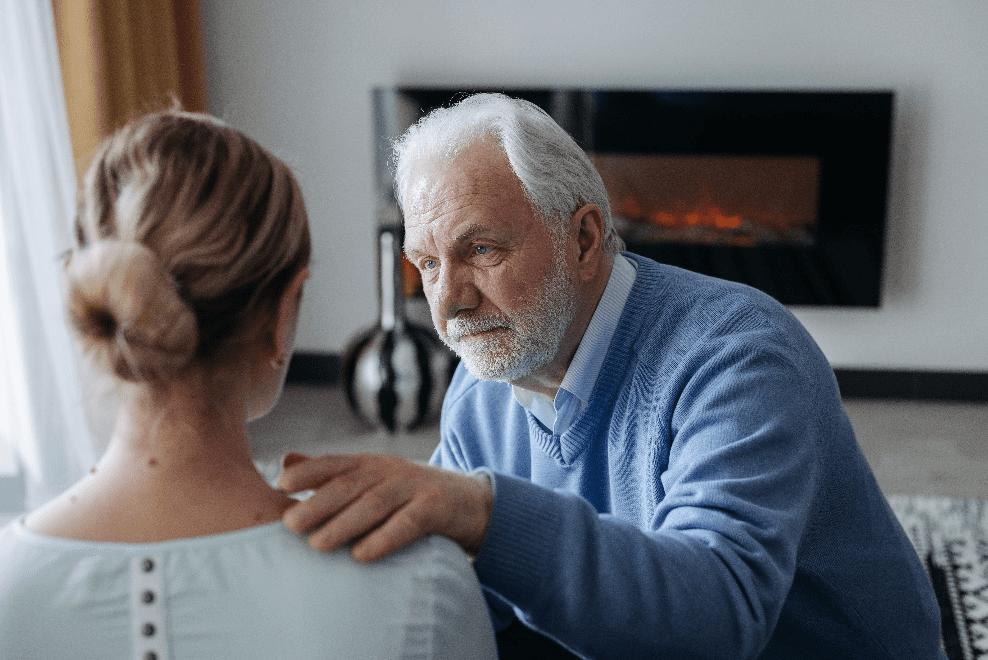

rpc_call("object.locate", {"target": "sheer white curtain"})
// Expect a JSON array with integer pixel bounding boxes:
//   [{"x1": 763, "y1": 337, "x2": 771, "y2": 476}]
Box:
[
  {"x1": 0, "y1": 194, "x2": 17, "y2": 476},
  {"x1": 0, "y1": 0, "x2": 98, "y2": 509}
]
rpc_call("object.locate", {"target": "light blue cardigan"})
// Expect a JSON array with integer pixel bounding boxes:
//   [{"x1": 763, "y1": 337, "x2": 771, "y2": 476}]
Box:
[{"x1": 432, "y1": 253, "x2": 944, "y2": 659}]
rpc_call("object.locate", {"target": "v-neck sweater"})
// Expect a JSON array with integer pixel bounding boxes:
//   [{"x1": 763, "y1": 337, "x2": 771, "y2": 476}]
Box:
[{"x1": 432, "y1": 252, "x2": 944, "y2": 660}]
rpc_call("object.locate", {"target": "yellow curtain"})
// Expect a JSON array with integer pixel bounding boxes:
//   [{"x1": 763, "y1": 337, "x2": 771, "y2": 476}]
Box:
[{"x1": 52, "y1": 0, "x2": 207, "y2": 178}]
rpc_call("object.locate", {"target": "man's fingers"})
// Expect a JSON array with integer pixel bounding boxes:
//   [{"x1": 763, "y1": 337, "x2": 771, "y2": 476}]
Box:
[
  {"x1": 306, "y1": 483, "x2": 413, "y2": 554},
  {"x1": 350, "y1": 507, "x2": 427, "y2": 563},
  {"x1": 282, "y1": 461, "x2": 383, "y2": 533},
  {"x1": 278, "y1": 452, "x2": 493, "y2": 560},
  {"x1": 277, "y1": 453, "x2": 360, "y2": 493},
  {"x1": 280, "y1": 451, "x2": 310, "y2": 470}
]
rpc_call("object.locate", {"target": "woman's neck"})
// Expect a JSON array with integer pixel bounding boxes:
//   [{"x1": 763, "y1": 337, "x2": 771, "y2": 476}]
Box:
[
  {"x1": 26, "y1": 375, "x2": 294, "y2": 542},
  {"x1": 109, "y1": 380, "x2": 256, "y2": 471}
]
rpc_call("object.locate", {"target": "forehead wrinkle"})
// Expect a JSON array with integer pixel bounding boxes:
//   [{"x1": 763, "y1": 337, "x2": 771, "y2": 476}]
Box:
[
  {"x1": 404, "y1": 175, "x2": 509, "y2": 242},
  {"x1": 409, "y1": 181, "x2": 507, "y2": 221},
  {"x1": 404, "y1": 142, "x2": 535, "y2": 261},
  {"x1": 405, "y1": 143, "x2": 519, "y2": 220}
]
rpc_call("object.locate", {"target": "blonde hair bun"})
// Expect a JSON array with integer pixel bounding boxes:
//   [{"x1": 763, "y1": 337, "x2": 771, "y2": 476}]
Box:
[
  {"x1": 73, "y1": 110, "x2": 310, "y2": 380},
  {"x1": 66, "y1": 239, "x2": 198, "y2": 382}
]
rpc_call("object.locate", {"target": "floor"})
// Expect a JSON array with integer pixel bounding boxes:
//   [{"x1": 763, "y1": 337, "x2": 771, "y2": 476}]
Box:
[
  {"x1": 840, "y1": 398, "x2": 988, "y2": 500},
  {"x1": 248, "y1": 384, "x2": 988, "y2": 501}
]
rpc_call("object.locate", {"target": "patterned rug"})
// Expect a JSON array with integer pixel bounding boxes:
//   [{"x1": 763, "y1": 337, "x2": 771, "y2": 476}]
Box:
[{"x1": 888, "y1": 495, "x2": 988, "y2": 660}]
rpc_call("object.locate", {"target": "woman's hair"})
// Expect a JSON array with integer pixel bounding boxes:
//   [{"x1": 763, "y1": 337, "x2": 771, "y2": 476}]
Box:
[
  {"x1": 66, "y1": 110, "x2": 310, "y2": 383},
  {"x1": 391, "y1": 93, "x2": 624, "y2": 255}
]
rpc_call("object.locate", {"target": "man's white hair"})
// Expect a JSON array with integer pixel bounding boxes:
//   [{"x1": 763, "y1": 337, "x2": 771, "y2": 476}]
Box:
[{"x1": 392, "y1": 93, "x2": 625, "y2": 255}]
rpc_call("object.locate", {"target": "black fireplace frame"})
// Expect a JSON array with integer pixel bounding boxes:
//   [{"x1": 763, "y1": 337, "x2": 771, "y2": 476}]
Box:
[{"x1": 383, "y1": 88, "x2": 895, "y2": 307}]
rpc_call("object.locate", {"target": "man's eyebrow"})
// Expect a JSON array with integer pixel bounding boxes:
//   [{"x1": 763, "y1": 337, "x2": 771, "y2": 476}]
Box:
[
  {"x1": 452, "y1": 223, "x2": 500, "y2": 243},
  {"x1": 404, "y1": 223, "x2": 503, "y2": 259},
  {"x1": 403, "y1": 243, "x2": 426, "y2": 259}
]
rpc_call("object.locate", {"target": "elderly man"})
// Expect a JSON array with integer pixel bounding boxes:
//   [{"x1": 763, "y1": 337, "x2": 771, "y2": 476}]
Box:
[{"x1": 280, "y1": 93, "x2": 945, "y2": 659}]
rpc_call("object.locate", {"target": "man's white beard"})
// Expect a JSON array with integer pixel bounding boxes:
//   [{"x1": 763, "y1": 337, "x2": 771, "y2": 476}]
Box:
[{"x1": 438, "y1": 249, "x2": 577, "y2": 383}]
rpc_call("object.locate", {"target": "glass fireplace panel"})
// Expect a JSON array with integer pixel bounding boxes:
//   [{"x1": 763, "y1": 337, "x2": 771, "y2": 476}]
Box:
[
  {"x1": 593, "y1": 154, "x2": 821, "y2": 248},
  {"x1": 377, "y1": 87, "x2": 894, "y2": 307}
]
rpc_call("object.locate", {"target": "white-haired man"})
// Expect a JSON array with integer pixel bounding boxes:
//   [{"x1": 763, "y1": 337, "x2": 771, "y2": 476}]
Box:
[{"x1": 280, "y1": 94, "x2": 945, "y2": 659}]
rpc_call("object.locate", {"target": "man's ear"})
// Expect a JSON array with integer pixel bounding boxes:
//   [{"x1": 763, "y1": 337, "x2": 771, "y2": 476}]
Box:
[
  {"x1": 271, "y1": 267, "x2": 310, "y2": 365},
  {"x1": 569, "y1": 203, "x2": 606, "y2": 282}
]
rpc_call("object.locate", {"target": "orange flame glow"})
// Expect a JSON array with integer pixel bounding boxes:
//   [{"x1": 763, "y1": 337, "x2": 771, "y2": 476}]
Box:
[{"x1": 619, "y1": 195, "x2": 744, "y2": 231}]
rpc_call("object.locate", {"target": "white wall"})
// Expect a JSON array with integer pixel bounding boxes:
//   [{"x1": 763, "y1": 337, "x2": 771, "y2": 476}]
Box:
[{"x1": 199, "y1": 0, "x2": 988, "y2": 372}]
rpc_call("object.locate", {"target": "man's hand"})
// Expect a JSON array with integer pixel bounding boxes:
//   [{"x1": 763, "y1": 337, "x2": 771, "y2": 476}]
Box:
[{"x1": 278, "y1": 452, "x2": 493, "y2": 562}]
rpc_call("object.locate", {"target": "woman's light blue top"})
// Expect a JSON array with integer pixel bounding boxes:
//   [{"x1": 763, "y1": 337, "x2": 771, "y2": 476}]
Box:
[{"x1": 0, "y1": 517, "x2": 496, "y2": 659}]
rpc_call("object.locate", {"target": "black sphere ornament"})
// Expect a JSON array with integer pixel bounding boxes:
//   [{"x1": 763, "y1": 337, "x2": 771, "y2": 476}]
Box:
[{"x1": 342, "y1": 226, "x2": 456, "y2": 433}]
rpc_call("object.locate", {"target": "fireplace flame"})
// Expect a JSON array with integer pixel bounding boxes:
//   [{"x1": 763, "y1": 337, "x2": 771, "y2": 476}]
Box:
[
  {"x1": 619, "y1": 195, "x2": 744, "y2": 231},
  {"x1": 598, "y1": 154, "x2": 820, "y2": 248}
]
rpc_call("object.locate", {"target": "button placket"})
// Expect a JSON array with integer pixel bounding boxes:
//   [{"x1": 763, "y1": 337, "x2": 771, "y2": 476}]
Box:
[{"x1": 131, "y1": 554, "x2": 169, "y2": 660}]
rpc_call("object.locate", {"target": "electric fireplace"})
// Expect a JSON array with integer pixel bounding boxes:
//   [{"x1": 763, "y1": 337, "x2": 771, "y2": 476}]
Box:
[{"x1": 374, "y1": 88, "x2": 894, "y2": 307}]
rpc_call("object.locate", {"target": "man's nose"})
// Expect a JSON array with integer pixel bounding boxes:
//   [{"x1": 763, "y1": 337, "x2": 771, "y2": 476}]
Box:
[{"x1": 431, "y1": 262, "x2": 481, "y2": 321}]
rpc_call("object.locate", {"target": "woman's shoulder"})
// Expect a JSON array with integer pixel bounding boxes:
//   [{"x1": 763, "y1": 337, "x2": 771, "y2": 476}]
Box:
[
  {"x1": 255, "y1": 529, "x2": 495, "y2": 657},
  {"x1": 231, "y1": 526, "x2": 478, "y2": 595}
]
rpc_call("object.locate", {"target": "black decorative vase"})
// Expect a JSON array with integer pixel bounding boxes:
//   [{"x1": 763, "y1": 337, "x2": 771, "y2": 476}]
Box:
[{"x1": 342, "y1": 226, "x2": 456, "y2": 433}]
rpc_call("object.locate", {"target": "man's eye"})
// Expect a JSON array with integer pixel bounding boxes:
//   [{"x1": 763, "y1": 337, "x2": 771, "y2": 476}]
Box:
[
  {"x1": 475, "y1": 245, "x2": 491, "y2": 256},
  {"x1": 421, "y1": 259, "x2": 437, "y2": 271}
]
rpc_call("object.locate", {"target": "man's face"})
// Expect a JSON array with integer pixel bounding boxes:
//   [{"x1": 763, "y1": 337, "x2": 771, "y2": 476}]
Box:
[{"x1": 402, "y1": 141, "x2": 577, "y2": 384}]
